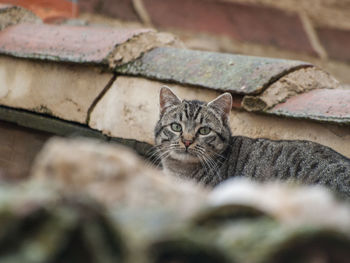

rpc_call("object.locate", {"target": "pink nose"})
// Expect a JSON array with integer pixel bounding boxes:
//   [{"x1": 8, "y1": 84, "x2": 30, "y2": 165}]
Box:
[{"x1": 183, "y1": 140, "x2": 193, "y2": 147}]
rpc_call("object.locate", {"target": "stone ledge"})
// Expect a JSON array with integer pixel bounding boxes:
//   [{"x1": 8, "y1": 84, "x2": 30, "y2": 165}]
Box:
[
  {"x1": 0, "y1": 17, "x2": 348, "y2": 147},
  {"x1": 0, "y1": 56, "x2": 113, "y2": 124}
]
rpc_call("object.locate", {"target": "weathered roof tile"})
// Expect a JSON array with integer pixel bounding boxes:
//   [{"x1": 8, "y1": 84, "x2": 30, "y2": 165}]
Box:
[
  {"x1": 268, "y1": 89, "x2": 350, "y2": 124},
  {"x1": 242, "y1": 67, "x2": 339, "y2": 112},
  {"x1": 0, "y1": 23, "x2": 151, "y2": 63},
  {"x1": 116, "y1": 47, "x2": 311, "y2": 95}
]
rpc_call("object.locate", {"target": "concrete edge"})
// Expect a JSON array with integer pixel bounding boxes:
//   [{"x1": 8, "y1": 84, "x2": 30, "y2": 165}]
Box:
[{"x1": 0, "y1": 105, "x2": 154, "y2": 158}]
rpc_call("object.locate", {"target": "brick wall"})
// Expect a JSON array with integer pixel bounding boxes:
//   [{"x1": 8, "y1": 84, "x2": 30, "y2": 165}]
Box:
[
  {"x1": 0, "y1": 0, "x2": 78, "y2": 21},
  {"x1": 79, "y1": 0, "x2": 350, "y2": 84}
]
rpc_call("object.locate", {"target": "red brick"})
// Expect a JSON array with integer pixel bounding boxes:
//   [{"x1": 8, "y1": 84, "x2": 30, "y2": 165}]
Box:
[
  {"x1": 143, "y1": 0, "x2": 316, "y2": 55},
  {"x1": 0, "y1": 3, "x2": 12, "y2": 8},
  {"x1": 144, "y1": 0, "x2": 238, "y2": 38},
  {"x1": 317, "y1": 27, "x2": 350, "y2": 62},
  {"x1": 232, "y1": 95, "x2": 243, "y2": 109},
  {"x1": 227, "y1": 4, "x2": 315, "y2": 55},
  {"x1": 77, "y1": 0, "x2": 99, "y2": 13},
  {"x1": 79, "y1": 0, "x2": 140, "y2": 22},
  {"x1": 0, "y1": 0, "x2": 78, "y2": 21}
]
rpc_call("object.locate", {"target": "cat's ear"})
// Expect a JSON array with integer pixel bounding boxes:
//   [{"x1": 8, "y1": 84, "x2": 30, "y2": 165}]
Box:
[
  {"x1": 207, "y1": 93, "x2": 232, "y2": 120},
  {"x1": 159, "y1": 86, "x2": 181, "y2": 114}
]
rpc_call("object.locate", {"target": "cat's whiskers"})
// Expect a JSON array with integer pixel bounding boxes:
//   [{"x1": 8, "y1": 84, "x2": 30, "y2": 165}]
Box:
[
  {"x1": 155, "y1": 151, "x2": 172, "y2": 169},
  {"x1": 200, "y1": 150, "x2": 221, "y2": 177},
  {"x1": 191, "y1": 148, "x2": 210, "y2": 175},
  {"x1": 154, "y1": 143, "x2": 179, "y2": 167},
  {"x1": 146, "y1": 143, "x2": 178, "y2": 168},
  {"x1": 198, "y1": 155, "x2": 213, "y2": 176},
  {"x1": 196, "y1": 155, "x2": 211, "y2": 179},
  {"x1": 195, "y1": 145, "x2": 226, "y2": 162},
  {"x1": 193, "y1": 146, "x2": 214, "y2": 171},
  {"x1": 145, "y1": 146, "x2": 163, "y2": 168},
  {"x1": 192, "y1": 147, "x2": 219, "y2": 178},
  {"x1": 203, "y1": 154, "x2": 219, "y2": 175},
  {"x1": 145, "y1": 145, "x2": 164, "y2": 161},
  {"x1": 152, "y1": 149, "x2": 173, "y2": 169},
  {"x1": 207, "y1": 150, "x2": 227, "y2": 161},
  {"x1": 195, "y1": 145, "x2": 223, "y2": 168}
]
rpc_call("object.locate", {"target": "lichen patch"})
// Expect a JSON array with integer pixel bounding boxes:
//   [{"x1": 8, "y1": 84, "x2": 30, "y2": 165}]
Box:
[{"x1": 107, "y1": 31, "x2": 184, "y2": 69}]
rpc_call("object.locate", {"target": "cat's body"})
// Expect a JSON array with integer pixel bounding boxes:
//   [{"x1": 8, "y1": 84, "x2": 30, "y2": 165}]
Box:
[{"x1": 155, "y1": 87, "x2": 350, "y2": 198}]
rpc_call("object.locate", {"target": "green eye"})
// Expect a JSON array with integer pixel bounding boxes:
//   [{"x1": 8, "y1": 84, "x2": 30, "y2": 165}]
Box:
[
  {"x1": 198, "y1": 127, "x2": 211, "y2": 135},
  {"x1": 171, "y1": 123, "x2": 182, "y2": 132}
]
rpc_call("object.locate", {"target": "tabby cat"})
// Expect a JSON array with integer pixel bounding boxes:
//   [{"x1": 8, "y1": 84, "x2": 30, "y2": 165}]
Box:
[{"x1": 154, "y1": 87, "x2": 350, "y2": 198}]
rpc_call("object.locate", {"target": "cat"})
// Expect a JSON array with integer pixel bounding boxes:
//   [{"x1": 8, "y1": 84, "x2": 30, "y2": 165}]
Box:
[{"x1": 154, "y1": 86, "x2": 350, "y2": 198}]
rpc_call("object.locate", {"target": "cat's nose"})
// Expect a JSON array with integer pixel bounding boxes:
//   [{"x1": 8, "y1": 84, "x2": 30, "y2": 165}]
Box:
[{"x1": 182, "y1": 139, "x2": 193, "y2": 147}]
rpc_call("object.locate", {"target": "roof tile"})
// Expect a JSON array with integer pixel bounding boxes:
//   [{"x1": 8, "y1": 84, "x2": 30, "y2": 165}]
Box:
[
  {"x1": 0, "y1": 23, "x2": 151, "y2": 63},
  {"x1": 268, "y1": 89, "x2": 350, "y2": 124},
  {"x1": 116, "y1": 47, "x2": 311, "y2": 95}
]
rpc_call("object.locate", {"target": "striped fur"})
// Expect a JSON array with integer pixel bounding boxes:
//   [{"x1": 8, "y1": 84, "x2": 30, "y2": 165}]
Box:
[{"x1": 154, "y1": 87, "x2": 350, "y2": 198}]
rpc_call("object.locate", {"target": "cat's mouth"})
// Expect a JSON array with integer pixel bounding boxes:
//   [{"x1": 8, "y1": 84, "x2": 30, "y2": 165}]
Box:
[
  {"x1": 179, "y1": 150, "x2": 195, "y2": 156},
  {"x1": 170, "y1": 148, "x2": 200, "y2": 162},
  {"x1": 179, "y1": 147, "x2": 196, "y2": 155}
]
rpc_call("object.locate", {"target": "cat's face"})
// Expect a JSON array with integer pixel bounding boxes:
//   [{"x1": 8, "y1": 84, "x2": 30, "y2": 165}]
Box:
[{"x1": 155, "y1": 87, "x2": 232, "y2": 164}]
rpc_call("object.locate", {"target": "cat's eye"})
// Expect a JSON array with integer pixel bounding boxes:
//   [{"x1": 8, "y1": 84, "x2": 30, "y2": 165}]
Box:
[
  {"x1": 198, "y1": 127, "x2": 211, "y2": 135},
  {"x1": 171, "y1": 123, "x2": 182, "y2": 132}
]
